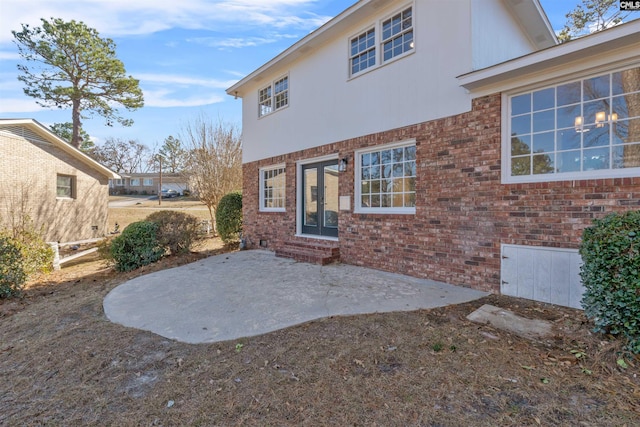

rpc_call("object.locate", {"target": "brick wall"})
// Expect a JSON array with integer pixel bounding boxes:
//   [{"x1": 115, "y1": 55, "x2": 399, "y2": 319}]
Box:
[
  {"x1": 0, "y1": 129, "x2": 110, "y2": 242},
  {"x1": 242, "y1": 94, "x2": 640, "y2": 292}
]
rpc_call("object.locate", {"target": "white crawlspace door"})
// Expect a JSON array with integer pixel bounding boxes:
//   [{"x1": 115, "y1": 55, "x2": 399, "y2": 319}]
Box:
[{"x1": 501, "y1": 244, "x2": 584, "y2": 309}]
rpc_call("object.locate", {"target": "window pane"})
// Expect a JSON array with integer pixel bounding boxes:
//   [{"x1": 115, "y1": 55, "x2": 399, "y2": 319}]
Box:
[
  {"x1": 533, "y1": 110, "x2": 554, "y2": 132},
  {"x1": 557, "y1": 151, "x2": 580, "y2": 173},
  {"x1": 533, "y1": 154, "x2": 554, "y2": 174},
  {"x1": 511, "y1": 115, "x2": 531, "y2": 137},
  {"x1": 511, "y1": 94, "x2": 531, "y2": 115},
  {"x1": 381, "y1": 150, "x2": 392, "y2": 164},
  {"x1": 583, "y1": 74, "x2": 610, "y2": 101},
  {"x1": 583, "y1": 124, "x2": 609, "y2": 148},
  {"x1": 583, "y1": 99, "x2": 609, "y2": 125},
  {"x1": 613, "y1": 117, "x2": 640, "y2": 145},
  {"x1": 614, "y1": 143, "x2": 640, "y2": 168},
  {"x1": 533, "y1": 132, "x2": 554, "y2": 153},
  {"x1": 584, "y1": 147, "x2": 609, "y2": 170},
  {"x1": 511, "y1": 157, "x2": 530, "y2": 176},
  {"x1": 533, "y1": 88, "x2": 554, "y2": 111},
  {"x1": 557, "y1": 81, "x2": 581, "y2": 106},
  {"x1": 404, "y1": 193, "x2": 416, "y2": 207},
  {"x1": 557, "y1": 105, "x2": 580, "y2": 129},
  {"x1": 557, "y1": 129, "x2": 581, "y2": 151},
  {"x1": 612, "y1": 67, "x2": 640, "y2": 96},
  {"x1": 405, "y1": 145, "x2": 416, "y2": 160},
  {"x1": 393, "y1": 147, "x2": 404, "y2": 162},
  {"x1": 511, "y1": 135, "x2": 531, "y2": 155}
]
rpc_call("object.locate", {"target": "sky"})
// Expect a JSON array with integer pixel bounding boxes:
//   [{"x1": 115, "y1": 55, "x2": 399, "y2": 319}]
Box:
[{"x1": 0, "y1": 1, "x2": 606, "y2": 150}]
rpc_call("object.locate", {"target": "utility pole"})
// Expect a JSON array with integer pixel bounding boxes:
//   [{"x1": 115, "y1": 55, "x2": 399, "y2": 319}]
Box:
[{"x1": 158, "y1": 156, "x2": 163, "y2": 206}]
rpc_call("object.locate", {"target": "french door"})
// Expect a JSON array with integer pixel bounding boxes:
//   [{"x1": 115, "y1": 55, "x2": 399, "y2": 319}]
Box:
[{"x1": 301, "y1": 160, "x2": 339, "y2": 237}]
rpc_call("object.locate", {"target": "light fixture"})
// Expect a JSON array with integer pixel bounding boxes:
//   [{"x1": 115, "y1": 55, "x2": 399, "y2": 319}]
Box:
[
  {"x1": 338, "y1": 157, "x2": 348, "y2": 172},
  {"x1": 609, "y1": 113, "x2": 618, "y2": 122},
  {"x1": 595, "y1": 111, "x2": 606, "y2": 128},
  {"x1": 574, "y1": 116, "x2": 584, "y2": 132}
]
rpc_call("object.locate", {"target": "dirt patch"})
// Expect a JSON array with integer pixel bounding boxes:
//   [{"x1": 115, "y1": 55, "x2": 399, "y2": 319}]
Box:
[{"x1": 1, "y1": 245, "x2": 639, "y2": 425}]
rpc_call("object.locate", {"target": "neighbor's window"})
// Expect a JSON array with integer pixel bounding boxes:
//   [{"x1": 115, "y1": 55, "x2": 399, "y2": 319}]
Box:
[
  {"x1": 382, "y1": 6, "x2": 413, "y2": 62},
  {"x1": 260, "y1": 165, "x2": 286, "y2": 211},
  {"x1": 143, "y1": 178, "x2": 153, "y2": 186},
  {"x1": 507, "y1": 65, "x2": 640, "y2": 183},
  {"x1": 356, "y1": 141, "x2": 416, "y2": 213},
  {"x1": 56, "y1": 175, "x2": 75, "y2": 198},
  {"x1": 258, "y1": 76, "x2": 289, "y2": 117},
  {"x1": 350, "y1": 27, "x2": 376, "y2": 76},
  {"x1": 130, "y1": 178, "x2": 140, "y2": 186}
]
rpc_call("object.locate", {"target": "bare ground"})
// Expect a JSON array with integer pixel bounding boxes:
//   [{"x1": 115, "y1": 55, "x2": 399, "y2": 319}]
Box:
[{"x1": 1, "y1": 242, "x2": 639, "y2": 426}]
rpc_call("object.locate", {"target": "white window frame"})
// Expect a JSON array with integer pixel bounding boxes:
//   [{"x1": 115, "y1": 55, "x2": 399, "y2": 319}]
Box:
[
  {"x1": 503, "y1": 64, "x2": 640, "y2": 184},
  {"x1": 143, "y1": 178, "x2": 153, "y2": 186},
  {"x1": 130, "y1": 178, "x2": 140, "y2": 186},
  {"x1": 56, "y1": 174, "x2": 75, "y2": 199},
  {"x1": 355, "y1": 139, "x2": 417, "y2": 214},
  {"x1": 114, "y1": 179, "x2": 124, "y2": 186},
  {"x1": 259, "y1": 164, "x2": 286, "y2": 212},
  {"x1": 381, "y1": 5, "x2": 414, "y2": 63},
  {"x1": 258, "y1": 75, "x2": 289, "y2": 118},
  {"x1": 348, "y1": 3, "x2": 415, "y2": 79},
  {"x1": 349, "y1": 27, "x2": 376, "y2": 76}
]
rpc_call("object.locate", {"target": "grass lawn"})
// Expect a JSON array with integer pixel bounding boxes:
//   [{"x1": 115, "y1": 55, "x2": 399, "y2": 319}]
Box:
[{"x1": 0, "y1": 200, "x2": 638, "y2": 425}]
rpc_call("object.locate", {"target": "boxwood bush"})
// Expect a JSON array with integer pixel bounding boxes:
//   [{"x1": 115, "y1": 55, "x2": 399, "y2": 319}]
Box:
[
  {"x1": 0, "y1": 236, "x2": 27, "y2": 298},
  {"x1": 109, "y1": 221, "x2": 165, "y2": 272},
  {"x1": 580, "y1": 211, "x2": 640, "y2": 353},
  {"x1": 145, "y1": 210, "x2": 202, "y2": 255},
  {"x1": 216, "y1": 192, "x2": 242, "y2": 244}
]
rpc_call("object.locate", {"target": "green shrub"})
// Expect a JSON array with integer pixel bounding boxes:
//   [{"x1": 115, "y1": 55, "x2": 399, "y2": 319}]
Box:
[
  {"x1": 0, "y1": 236, "x2": 27, "y2": 298},
  {"x1": 216, "y1": 192, "x2": 242, "y2": 244},
  {"x1": 10, "y1": 228, "x2": 54, "y2": 278},
  {"x1": 145, "y1": 210, "x2": 202, "y2": 255},
  {"x1": 109, "y1": 221, "x2": 164, "y2": 272},
  {"x1": 580, "y1": 211, "x2": 640, "y2": 353}
]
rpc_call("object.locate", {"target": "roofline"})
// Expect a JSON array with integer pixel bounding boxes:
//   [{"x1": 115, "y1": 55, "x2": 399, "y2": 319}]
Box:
[
  {"x1": 226, "y1": 0, "x2": 557, "y2": 98},
  {"x1": 0, "y1": 118, "x2": 120, "y2": 179},
  {"x1": 458, "y1": 19, "x2": 640, "y2": 94}
]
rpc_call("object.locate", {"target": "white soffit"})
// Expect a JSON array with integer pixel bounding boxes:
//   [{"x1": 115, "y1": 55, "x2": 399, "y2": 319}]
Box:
[
  {"x1": 458, "y1": 19, "x2": 640, "y2": 96},
  {"x1": 503, "y1": 0, "x2": 557, "y2": 49}
]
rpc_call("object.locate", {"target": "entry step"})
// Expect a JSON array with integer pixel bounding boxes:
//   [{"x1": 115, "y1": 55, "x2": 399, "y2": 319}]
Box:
[{"x1": 275, "y1": 239, "x2": 340, "y2": 265}]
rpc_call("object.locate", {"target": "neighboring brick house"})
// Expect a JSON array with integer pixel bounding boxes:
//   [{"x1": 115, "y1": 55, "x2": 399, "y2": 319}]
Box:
[
  {"x1": 109, "y1": 173, "x2": 189, "y2": 195},
  {"x1": 227, "y1": 0, "x2": 640, "y2": 308},
  {"x1": 0, "y1": 118, "x2": 119, "y2": 242}
]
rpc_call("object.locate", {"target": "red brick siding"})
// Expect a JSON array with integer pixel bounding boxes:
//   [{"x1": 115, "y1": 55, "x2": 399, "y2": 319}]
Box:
[{"x1": 242, "y1": 94, "x2": 640, "y2": 292}]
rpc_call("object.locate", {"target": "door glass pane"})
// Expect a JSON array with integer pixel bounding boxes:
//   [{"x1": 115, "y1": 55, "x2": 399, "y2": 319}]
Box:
[
  {"x1": 304, "y1": 168, "x2": 318, "y2": 227},
  {"x1": 324, "y1": 165, "x2": 339, "y2": 228}
]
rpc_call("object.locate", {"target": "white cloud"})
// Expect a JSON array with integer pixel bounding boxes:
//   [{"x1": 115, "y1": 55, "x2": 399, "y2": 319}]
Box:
[
  {"x1": 142, "y1": 89, "x2": 224, "y2": 108},
  {"x1": 0, "y1": 97, "x2": 50, "y2": 113},
  {"x1": 0, "y1": 51, "x2": 20, "y2": 61},
  {"x1": 0, "y1": 0, "x2": 331, "y2": 44},
  {"x1": 136, "y1": 73, "x2": 237, "y2": 89}
]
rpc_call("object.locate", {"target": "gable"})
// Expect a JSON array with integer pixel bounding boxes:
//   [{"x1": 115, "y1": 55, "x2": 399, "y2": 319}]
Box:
[{"x1": 0, "y1": 125, "x2": 52, "y2": 145}]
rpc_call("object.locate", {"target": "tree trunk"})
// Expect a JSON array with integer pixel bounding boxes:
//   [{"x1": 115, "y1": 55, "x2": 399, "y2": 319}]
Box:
[{"x1": 71, "y1": 98, "x2": 82, "y2": 148}]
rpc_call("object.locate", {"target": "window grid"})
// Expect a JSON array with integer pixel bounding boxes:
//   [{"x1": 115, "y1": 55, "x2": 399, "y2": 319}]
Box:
[
  {"x1": 258, "y1": 76, "x2": 289, "y2": 117},
  {"x1": 509, "y1": 66, "x2": 640, "y2": 180},
  {"x1": 130, "y1": 178, "x2": 140, "y2": 186},
  {"x1": 258, "y1": 86, "x2": 272, "y2": 117},
  {"x1": 274, "y1": 77, "x2": 288, "y2": 110},
  {"x1": 143, "y1": 178, "x2": 153, "y2": 186},
  {"x1": 261, "y1": 166, "x2": 286, "y2": 210},
  {"x1": 382, "y1": 7, "x2": 413, "y2": 62},
  {"x1": 359, "y1": 144, "x2": 416, "y2": 211},
  {"x1": 56, "y1": 175, "x2": 74, "y2": 198},
  {"x1": 350, "y1": 28, "x2": 376, "y2": 75}
]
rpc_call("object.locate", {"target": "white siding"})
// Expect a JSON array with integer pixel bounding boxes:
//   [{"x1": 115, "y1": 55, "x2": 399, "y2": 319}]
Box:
[
  {"x1": 240, "y1": 0, "x2": 541, "y2": 163},
  {"x1": 501, "y1": 244, "x2": 585, "y2": 309},
  {"x1": 471, "y1": 0, "x2": 537, "y2": 69}
]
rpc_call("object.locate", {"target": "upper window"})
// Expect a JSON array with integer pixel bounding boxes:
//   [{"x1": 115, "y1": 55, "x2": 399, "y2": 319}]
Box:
[
  {"x1": 56, "y1": 175, "x2": 75, "y2": 199},
  {"x1": 382, "y1": 7, "x2": 413, "y2": 62},
  {"x1": 143, "y1": 178, "x2": 153, "y2": 186},
  {"x1": 260, "y1": 165, "x2": 286, "y2": 211},
  {"x1": 507, "y1": 66, "x2": 640, "y2": 183},
  {"x1": 259, "y1": 76, "x2": 289, "y2": 117},
  {"x1": 350, "y1": 28, "x2": 376, "y2": 75},
  {"x1": 348, "y1": 4, "x2": 414, "y2": 78},
  {"x1": 355, "y1": 141, "x2": 416, "y2": 214}
]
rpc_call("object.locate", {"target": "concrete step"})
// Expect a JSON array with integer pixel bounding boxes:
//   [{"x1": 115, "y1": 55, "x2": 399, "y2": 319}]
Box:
[{"x1": 275, "y1": 239, "x2": 340, "y2": 265}]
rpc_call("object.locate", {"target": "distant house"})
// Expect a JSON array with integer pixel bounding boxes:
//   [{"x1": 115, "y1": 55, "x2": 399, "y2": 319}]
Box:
[
  {"x1": 0, "y1": 118, "x2": 119, "y2": 242},
  {"x1": 227, "y1": 0, "x2": 640, "y2": 309},
  {"x1": 109, "y1": 173, "x2": 189, "y2": 196}
]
